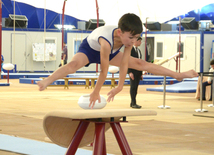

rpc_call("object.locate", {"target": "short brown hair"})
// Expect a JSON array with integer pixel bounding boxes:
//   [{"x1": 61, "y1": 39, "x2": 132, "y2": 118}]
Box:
[{"x1": 118, "y1": 13, "x2": 143, "y2": 36}]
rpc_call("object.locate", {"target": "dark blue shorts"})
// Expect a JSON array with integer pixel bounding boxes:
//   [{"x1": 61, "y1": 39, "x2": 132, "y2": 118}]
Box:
[{"x1": 77, "y1": 38, "x2": 120, "y2": 67}]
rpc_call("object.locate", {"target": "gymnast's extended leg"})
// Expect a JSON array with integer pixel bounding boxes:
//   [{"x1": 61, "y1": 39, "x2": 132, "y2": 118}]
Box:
[
  {"x1": 37, "y1": 53, "x2": 89, "y2": 91},
  {"x1": 110, "y1": 52, "x2": 198, "y2": 81}
]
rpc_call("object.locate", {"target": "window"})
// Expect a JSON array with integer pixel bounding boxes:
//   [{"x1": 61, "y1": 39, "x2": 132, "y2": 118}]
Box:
[
  {"x1": 156, "y1": 42, "x2": 163, "y2": 58},
  {"x1": 44, "y1": 37, "x2": 57, "y2": 44},
  {"x1": 74, "y1": 39, "x2": 82, "y2": 55},
  {"x1": 177, "y1": 42, "x2": 184, "y2": 58},
  {"x1": 45, "y1": 39, "x2": 55, "y2": 43}
]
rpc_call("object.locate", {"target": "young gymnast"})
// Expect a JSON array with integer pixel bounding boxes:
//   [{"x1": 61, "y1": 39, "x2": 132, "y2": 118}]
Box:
[{"x1": 38, "y1": 13, "x2": 198, "y2": 108}]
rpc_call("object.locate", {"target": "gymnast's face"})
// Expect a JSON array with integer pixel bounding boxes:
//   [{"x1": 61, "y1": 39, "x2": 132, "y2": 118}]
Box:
[
  {"x1": 118, "y1": 30, "x2": 140, "y2": 47},
  {"x1": 211, "y1": 65, "x2": 214, "y2": 69}
]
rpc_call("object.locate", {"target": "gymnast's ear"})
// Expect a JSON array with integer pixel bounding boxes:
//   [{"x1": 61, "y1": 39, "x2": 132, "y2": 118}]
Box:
[{"x1": 117, "y1": 28, "x2": 122, "y2": 36}]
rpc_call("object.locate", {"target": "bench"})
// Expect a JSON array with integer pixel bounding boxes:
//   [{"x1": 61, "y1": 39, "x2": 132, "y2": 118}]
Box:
[
  {"x1": 40, "y1": 77, "x2": 130, "y2": 89},
  {"x1": 40, "y1": 77, "x2": 91, "y2": 89},
  {"x1": 64, "y1": 77, "x2": 91, "y2": 89},
  {"x1": 89, "y1": 77, "x2": 129, "y2": 89}
]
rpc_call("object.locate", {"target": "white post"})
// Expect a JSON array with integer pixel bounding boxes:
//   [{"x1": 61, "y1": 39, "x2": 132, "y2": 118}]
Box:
[
  {"x1": 158, "y1": 76, "x2": 170, "y2": 109},
  {"x1": 195, "y1": 73, "x2": 208, "y2": 112}
]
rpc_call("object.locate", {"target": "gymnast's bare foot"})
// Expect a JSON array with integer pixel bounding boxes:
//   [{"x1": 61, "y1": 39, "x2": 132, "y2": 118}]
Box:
[
  {"x1": 37, "y1": 79, "x2": 49, "y2": 91},
  {"x1": 175, "y1": 69, "x2": 198, "y2": 81}
]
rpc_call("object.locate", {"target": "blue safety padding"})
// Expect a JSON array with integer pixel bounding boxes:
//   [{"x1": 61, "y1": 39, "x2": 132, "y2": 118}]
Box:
[
  {"x1": 19, "y1": 78, "x2": 86, "y2": 86},
  {"x1": 0, "y1": 134, "x2": 115, "y2": 155},
  {"x1": 146, "y1": 81, "x2": 197, "y2": 93},
  {"x1": 0, "y1": 83, "x2": 10, "y2": 86}
]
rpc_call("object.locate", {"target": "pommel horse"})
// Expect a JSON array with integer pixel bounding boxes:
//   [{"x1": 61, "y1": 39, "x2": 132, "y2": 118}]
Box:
[{"x1": 43, "y1": 109, "x2": 157, "y2": 155}]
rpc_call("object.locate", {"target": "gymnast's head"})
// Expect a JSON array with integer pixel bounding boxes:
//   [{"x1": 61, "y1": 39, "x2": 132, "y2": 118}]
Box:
[
  {"x1": 117, "y1": 13, "x2": 143, "y2": 47},
  {"x1": 210, "y1": 59, "x2": 214, "y2": 69},
  {"x1": 118, "y1": 13, "x2": 143, "y2": 36}
]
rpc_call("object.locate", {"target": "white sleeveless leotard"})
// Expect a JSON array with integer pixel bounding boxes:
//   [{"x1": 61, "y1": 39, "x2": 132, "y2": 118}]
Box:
[{"x1": 87, "y1": 25, "x2": 124, "y2": 54}]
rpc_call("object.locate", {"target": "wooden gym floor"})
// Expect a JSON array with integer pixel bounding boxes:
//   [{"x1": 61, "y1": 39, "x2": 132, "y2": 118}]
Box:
[{"x1": 0, "y1": 79, "x2": 214, "y2": 155}]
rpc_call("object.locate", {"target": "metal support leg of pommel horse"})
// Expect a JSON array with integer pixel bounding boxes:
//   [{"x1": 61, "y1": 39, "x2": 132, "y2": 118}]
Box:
[
  {"x1": 110, "y1": 122, "x2": 132, "y2": 155},
  {"x1": 66, "y1": 118, "x2": 132, "y2": 155},
  {"x1": 66, "y1": 121, "x2": 90, "y2": 155},
  {"x1": 93, "y1": 122, "x2": 107, "y2": 155}
]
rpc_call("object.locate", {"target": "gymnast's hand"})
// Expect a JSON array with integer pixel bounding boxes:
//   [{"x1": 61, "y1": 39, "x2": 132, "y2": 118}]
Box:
[
  {"x1": 37, "y1": 80, "x2": 48, "y2": 91},
  {"x1": 129, "y1": 72, "x2": 134, "y2": 80},
  {"x1": 89, "y1": 92, "x2": 101, "y2": 109},
  {"x1": 107, "y1": 88, "x2": 120, "y2": 102}
]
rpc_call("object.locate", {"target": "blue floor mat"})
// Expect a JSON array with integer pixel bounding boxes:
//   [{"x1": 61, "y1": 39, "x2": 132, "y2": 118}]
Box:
[
  {"x1": 0, "y1": 83, "x2": 10, "y2": 86},
  {"x1": 0, "y1": 134, "x2": 113, "y2": 155},
  {"x1": 146, "y1": 81, "x2": 197, "y2": 93}
]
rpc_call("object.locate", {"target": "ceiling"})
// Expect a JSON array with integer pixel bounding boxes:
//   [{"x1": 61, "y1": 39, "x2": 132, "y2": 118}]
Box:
[{"x1": 2, "y1": 0, "x2": 214, "y2": 29}]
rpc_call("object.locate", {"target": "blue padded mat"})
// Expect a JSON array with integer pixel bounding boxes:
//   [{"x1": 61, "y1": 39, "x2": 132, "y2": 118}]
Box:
[
  {"x1": 146, "y1": 81, "x2": 197, "y2": 93},
  {"x1": 0, "y1": 134, "x2": 113, "y2": 155},
  {"x1": 0, "y1": 83, "x2": 10, "y2": 86}
]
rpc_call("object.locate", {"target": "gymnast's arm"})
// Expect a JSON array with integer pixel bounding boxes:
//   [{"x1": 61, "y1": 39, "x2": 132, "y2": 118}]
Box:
[
  {"x1": 117, "y1": 46, "x2": 132, "y2": 90},
  {"x1": 89, "y1": 38, "x2": 111, "y2": 108},
  {"x1": 107, "y1": 46, "x2": 132, "y2": 102}
]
